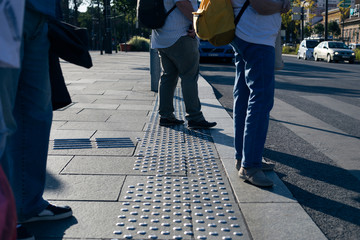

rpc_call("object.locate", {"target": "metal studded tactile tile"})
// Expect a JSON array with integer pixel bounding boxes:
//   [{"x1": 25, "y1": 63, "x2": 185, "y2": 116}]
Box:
[
  {"x1": 120, "y1": 176, "x2": 236, "y2": 204},
  {"x1": 113, "y1": 202, "x2": 193, "y2": 240},
  {"x1": 191, "y1": 202, "x2": 245, "y2": 240}
]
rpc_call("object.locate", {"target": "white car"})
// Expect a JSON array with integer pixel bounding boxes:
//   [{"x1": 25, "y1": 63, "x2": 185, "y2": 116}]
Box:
[
  {"x1": 297, "y1": 39, "x2": 319, "y2": 60},
  {"x1": 313, "y1": 41, "x2": 355, "y2": 63},
  {"x1": 349, "y1": 43, "x2": 360, "y2": 50}
]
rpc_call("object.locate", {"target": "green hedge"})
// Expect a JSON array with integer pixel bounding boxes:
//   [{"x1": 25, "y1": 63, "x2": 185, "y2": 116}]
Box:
[
  {"x1": 127, "y1": 36, "x2": 150, "y2": 51},
  {"x1": 282, "y1": 45, "x2": 297, "y2": 55},
  {"x1": 355, "y1": 48, "x2": 360, "y2": 61}
]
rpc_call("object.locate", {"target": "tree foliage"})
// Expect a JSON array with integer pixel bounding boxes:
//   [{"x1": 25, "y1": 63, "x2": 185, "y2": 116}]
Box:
[
  {"x1": 328, "y1": 21, "x2": 341, "y2": 37},
  {"x1": 313, "y1": 23, "x2": 324, "y2": 36},
  {"x1": 61, "y1": 0, "x2": 145, "y2": 49}
]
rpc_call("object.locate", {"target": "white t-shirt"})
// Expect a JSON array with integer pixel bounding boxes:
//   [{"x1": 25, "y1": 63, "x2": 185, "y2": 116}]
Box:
[
  {"x1": 232, "y1": 0, "x2": 281, "y2": 47},
  {"x1": 151, "y1": 0, "x2": 198, "y2": 49}
]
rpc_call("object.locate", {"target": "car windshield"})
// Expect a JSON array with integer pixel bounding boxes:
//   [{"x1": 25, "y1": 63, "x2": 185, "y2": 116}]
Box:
[
  {"x1": 306, "y1": 41, "x2": 319, "y2": 48},
  {"x1": 328, "y1": 42, "x2": 348, "y2": 49}
]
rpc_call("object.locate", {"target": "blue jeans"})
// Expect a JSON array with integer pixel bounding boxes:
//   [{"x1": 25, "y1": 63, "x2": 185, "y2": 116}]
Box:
[
  {"x1": 230, "y1": 37, "x2": 275, "y2": 169},
  {"x1": 0, "y1": 8, "x2": 52, "y2": 221}
]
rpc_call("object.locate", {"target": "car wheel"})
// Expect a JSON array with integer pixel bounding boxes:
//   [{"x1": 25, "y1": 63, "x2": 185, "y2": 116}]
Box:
[
  {"x1": 327, "y1": 54, "x2": 332, "y2": 63},
  {"x1": 303, "y1": 53, "x2": 307, "y2": 60},
  {"x1": 314, "y1": 53, "x2": 318, "y2": 61}
]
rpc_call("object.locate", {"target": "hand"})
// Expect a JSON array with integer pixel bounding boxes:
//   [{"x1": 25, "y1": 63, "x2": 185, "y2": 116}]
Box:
[
  {"x1": 281, "y1": 0, "x2": 291, "y2": 13},
  {"x1": 187, "y1": 26, "x2": 196, "y2": 38}
]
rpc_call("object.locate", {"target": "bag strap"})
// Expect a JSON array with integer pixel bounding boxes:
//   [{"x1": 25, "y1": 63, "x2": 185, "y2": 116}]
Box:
[
  {"x1": 165, "y1": 4, "x2": 177, "y2": 17},
  {"x1": 234, "y1": 0, "x2": 250, "y2": 26}
]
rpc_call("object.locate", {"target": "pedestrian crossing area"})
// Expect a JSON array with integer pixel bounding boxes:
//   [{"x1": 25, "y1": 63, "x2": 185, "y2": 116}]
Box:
[{"x1": 271, "y1": 96, "x2": 360, "y2": 182}]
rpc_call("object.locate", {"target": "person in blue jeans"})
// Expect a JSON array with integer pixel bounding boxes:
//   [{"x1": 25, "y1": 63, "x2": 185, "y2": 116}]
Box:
[
  {"x1": 0, "y1": 1, "x2": 72, "y2": 239},
  {"x1": 230, "y1": 0, "x2": 290, "y2": 187}
]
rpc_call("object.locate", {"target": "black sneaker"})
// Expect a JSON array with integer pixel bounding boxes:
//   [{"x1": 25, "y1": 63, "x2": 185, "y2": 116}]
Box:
[
  {"x1": 159, "y1": 117, "x2": 184, "y2": 126},
  {"x1": 17, "y1": 225, "x2": 35, "y2": 240},
  {"x1": 21, "y1": 204, "x2": 73, "y2": 223},
  {"x1": 188, "y1": 120, "x2": 217, "y2": 129}
]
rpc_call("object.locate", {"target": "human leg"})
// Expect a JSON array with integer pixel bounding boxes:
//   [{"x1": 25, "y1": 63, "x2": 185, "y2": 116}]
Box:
[
  {"x1": 233, "y1": 38, "x2": 275, "y2": 169},
  {"x1": 158, "y1": 49, "x2": 180, "y2": 120},
  {"x1": 3, "y1": 8, "x2": 53, "y2": 222},
  {"x1": 231, "y1": 40, "x2": 249, "y2": 161},
  {"x1": 161, "y1": 36, "x2": 204, "y2": 122}
]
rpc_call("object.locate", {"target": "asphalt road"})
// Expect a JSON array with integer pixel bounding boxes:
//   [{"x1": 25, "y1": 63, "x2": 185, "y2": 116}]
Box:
[{"x1": 199, "y1": 55, "x2": 360, "y2": 240}]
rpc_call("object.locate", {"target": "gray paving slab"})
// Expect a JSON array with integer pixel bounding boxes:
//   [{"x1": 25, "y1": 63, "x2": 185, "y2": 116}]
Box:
[
  {"x1": 69, "y1": 89, "x2": 105, "y2": 95},
  {"x1": 66, "y1": 85, "x2": 86, "y2": 91},
  {"x1": 70, "y1": 95, "x2": 99, "y2": 103},
  {"x1": 48, "y1": 142, "x2": 135, "y2": 156},
  {"x1": 50, "y1": 129, "x2": 96, "y2": 140},
  {"x1": 53, "y1": 108, "x2": 82, "y2": 115},
  {"x1": 107, "y1": 113, "x2": 151, "y2": 123},
  {"x1": 46, "y1": 155, "x2": 73, "y2": 175},
  {"x1": 68, "y1": 102, "x2": 120, "y2": 110},
  {"x1": 117, "y1": 104, "x2": 154, "y2": 111},
  {"x1": 240, "y1": 203, "x2": 327, "y2": 240},
  {"x1": 60, "y1": 156, "x2": 138, "y2": 175},
  {"x1": 52, "y1": 112, "x2": 110, "y2": 122},
  {"x1": 44, "y1": 175, "x2": 125, "y2": 201},
  {"x1": 57, "y1": 121, "x2": 145, "y2": 131},
  {"x1": 51, "y1": 120, "x2": 67, "y2": 130},
  {"x1": 78, "y1": 108, "x2": 150, "y2": 117},
  {"x1": 91, "y1": 130, "x2": 143, "y2": 141},
  {"x1": 93, "y1": 99, "x2": 154, "y2": 106},
  {"x1": 24, "y1": 201, "x2": 128, "y2": 239}
]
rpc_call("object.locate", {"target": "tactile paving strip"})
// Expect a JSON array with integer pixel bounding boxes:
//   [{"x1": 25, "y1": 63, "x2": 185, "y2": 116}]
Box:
[
  {"x1": 113, "y1": 202, "x2": 193, "y2": 240},
  {"x1": 191, "y1": 202, "x2": 245, "y2": 240},
  {"x1": 120, "y1": 175, "x2": 235, "y2": 203},
  {"x1": 113, "y1": 88, "x2": 248, "y2": 239}
]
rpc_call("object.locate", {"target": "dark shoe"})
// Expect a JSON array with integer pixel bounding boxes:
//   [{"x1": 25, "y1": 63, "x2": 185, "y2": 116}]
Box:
[
  {"x1": 17, "y1": 225, "x2": 35, "y2": 240},
  {"x1": 235, "y1": 158, "x2": 275, "y2": 171},
  {"x1": 188, "y1": 120, "x2": 217, "y2": 129},
  {"x1": 159, "y1": 117, "x2": 184, "y2": 126},
  {"x1": 238, "y1": 167, "x2": 273, "y2": 187},
  {"x1": 21, "y1": 204, "x2": 72, "y2": 223}
]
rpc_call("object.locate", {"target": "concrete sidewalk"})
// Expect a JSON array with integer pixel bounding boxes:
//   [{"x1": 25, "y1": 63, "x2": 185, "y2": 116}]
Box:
[{"x1": 24, "y1": 52, "x2": 326, "y2": 240}]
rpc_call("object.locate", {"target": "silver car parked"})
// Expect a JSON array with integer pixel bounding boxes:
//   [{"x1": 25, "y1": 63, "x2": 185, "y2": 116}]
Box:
[
  {"x1": 297, "y1": 39, "x2": 319, "y2": 60},
  {"x1": 313, "y1": 41, "x2": 355, "y2": 63}
]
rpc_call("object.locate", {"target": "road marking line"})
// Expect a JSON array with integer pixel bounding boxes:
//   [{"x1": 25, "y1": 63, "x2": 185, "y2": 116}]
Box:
[
  {"x1": 302, "y1": 95, "x2": 360, "y2": 121},
  {"x1": 271, "y1": 98, "x2": 360, "y2": 181}
]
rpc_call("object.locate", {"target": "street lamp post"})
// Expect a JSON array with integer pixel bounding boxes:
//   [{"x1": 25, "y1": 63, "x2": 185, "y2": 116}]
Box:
[
  {"x1": 325, "y1": 0, "x2": 329, "y2": 40},
  {"x1": 301, "y1": 7, "x2": 304, "y2": 41},
  {"x1": 104, "y1": 0, "x2": 112, "y2": 54},
  {"x1": 113, "y1": 8, "x2": 118, "y2": 53},
  {"x1": 97, "y1": 0, "x2": 103, "y2": 55}
]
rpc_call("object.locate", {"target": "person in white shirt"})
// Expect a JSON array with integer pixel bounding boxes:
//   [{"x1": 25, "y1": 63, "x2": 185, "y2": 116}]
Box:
[
  {"x1": 151, "y1": 0, "x2": 217, "y2": 129},
  {"x1": 231, "y1": 0, "x2": 290, "y2": 187}
]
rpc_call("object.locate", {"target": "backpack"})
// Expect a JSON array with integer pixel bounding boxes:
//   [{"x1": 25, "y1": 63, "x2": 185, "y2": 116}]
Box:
[
  {"x1": 193, "y1": 0, "x2": 249, "y2": 46},
  {"x1": 137, "y1": 0, "x2": 176, "y2": 29}
]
